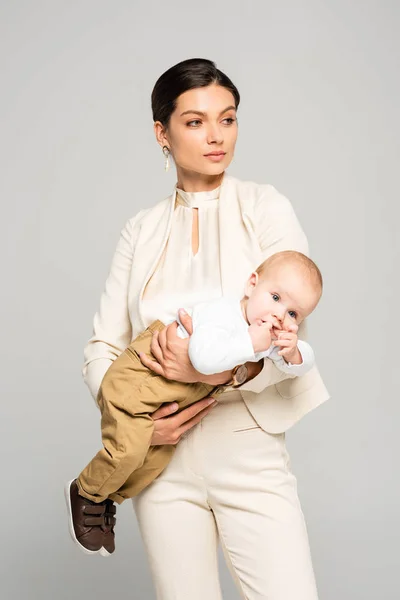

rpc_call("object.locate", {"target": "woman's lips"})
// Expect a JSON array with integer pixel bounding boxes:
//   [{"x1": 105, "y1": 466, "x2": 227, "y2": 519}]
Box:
[{"x1": 204, "y1": 153, "x2": 226, "y2": 162}]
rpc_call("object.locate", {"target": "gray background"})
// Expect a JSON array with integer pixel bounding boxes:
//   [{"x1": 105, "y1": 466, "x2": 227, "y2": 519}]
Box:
[{"x1": 1, "y1": 1, "x2": 399, "y2": 598}]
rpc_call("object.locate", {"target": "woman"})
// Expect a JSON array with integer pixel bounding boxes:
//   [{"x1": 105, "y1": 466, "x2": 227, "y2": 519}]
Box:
[{"x1": 83, "y1": 58, "x2": 329, "y2": 599}]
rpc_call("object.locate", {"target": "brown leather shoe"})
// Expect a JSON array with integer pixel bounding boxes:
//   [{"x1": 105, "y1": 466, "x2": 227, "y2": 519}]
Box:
[
  {"x1": 65, "y1": 479, "x2": 109, "y2": 555},
  {"x1": 99, "y1": 499, "x2": 117, "y2": 556}
]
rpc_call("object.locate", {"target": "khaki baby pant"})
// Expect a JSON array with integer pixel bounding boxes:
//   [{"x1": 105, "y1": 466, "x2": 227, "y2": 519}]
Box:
[{"x1": 76, "y1": 319, "x2": 227, "y2": 504}]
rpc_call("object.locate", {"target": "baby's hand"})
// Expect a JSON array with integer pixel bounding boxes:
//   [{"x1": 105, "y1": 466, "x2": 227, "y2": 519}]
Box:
[
  {"x1": 248, "y1": 320, "x2": 273, "y2": 354},
  {"x1": 272, "y1": 324, "x2": 302, "y2": 364}
]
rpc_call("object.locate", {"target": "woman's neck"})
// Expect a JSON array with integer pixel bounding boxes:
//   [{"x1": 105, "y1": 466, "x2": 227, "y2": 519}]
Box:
[{"x1": 176, "y1": 170, "x2": 225, "y2": 192}]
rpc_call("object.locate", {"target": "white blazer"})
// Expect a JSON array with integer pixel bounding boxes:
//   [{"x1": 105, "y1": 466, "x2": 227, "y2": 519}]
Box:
[{"x1": 83, "y1": 173, "x2": 330, "y2": 433}]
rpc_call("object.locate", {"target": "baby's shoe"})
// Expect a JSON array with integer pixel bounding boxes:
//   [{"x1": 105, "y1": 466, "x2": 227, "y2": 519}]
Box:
[
  {"x1": 64, "y1": 479, "x2": 115, "y2": 556},
  {"x1": 99, "y1": 498, "x2": 117, "y2": 556}
]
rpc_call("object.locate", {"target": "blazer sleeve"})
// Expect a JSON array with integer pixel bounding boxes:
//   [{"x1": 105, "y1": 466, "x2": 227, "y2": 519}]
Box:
[
  {"x1": 82, "y1": 211, "x2": 145, "y2": 407},
  {"x1": 239, "y1": 185, "x2": 311, "y2": 394}
]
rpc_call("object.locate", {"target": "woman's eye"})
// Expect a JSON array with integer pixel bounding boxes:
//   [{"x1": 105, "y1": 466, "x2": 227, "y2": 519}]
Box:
[
  {"x1": 272, "y1": 294, "x2": 279, "y2": 301},
  {"x1": 187, "y1": 118, "x2": 236, "y2": 127}
]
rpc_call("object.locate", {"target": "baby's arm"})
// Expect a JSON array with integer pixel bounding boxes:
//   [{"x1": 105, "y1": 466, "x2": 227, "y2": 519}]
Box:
[{"x1": 187, "y1": 300, "x2": 257, "y2": 375}]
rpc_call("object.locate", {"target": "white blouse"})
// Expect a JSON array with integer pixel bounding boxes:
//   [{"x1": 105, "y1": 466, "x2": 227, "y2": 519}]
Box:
[{"x1": 141, "y1": 183, "x2": 224, "y2": 327}]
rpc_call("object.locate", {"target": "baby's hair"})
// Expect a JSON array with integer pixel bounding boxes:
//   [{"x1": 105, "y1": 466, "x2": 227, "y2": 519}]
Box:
[{"x1": 255, "y1": 251, "x2": 323, "y2": 293}]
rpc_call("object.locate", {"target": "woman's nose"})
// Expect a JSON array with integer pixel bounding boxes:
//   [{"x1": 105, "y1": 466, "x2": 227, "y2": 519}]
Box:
[{"x1": 206, "y1": 125, "x2": 223, "y2": 144}]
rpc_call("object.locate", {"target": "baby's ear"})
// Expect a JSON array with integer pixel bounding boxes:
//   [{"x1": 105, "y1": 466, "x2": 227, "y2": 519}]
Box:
[{"x1": 244, "y1": 271, "x2": 258, "y2": 297}]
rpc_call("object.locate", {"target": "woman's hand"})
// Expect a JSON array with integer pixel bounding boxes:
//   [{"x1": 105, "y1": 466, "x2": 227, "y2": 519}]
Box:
[
  {"x1": 139, "y1": 310, "x2": 201, "y2": 383},
  {"x1": 149, "y1": 396, "x2": 217, "y2": 445}
]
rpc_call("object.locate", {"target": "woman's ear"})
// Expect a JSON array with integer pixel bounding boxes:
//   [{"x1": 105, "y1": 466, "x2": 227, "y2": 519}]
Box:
[{"x1": 154, "y1": 121, "x2": 169, "y2": 148}]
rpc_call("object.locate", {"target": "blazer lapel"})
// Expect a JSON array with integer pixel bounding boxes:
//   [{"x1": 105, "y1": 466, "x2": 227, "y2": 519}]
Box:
[
  {"x1": 135, "y1": 193, "x2": 176, "y2": 330},
  {"x1": 218, "y1": 174, "x2": 263, "y2": 299}
]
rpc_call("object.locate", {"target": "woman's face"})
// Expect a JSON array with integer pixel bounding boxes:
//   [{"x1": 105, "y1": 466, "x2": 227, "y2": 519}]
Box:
[{"x1": 155, "y1": 83, "x2": 238, "y2": 178}]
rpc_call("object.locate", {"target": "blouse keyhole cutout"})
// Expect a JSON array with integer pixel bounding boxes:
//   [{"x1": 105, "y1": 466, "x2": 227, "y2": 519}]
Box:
[{"x1": 191, "y1": 208, "x2": 200, "y2": 257}]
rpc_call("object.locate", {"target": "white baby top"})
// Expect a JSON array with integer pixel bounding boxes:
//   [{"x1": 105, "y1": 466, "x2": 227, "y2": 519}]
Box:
[{"x1": 175, "y1": 296, "x2": 314, "y2": 377}]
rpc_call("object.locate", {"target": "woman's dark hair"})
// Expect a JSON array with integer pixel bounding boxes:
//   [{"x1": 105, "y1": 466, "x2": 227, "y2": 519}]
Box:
[{"x1": 151, "y1": 58, "x2": 240, "y2": 128}]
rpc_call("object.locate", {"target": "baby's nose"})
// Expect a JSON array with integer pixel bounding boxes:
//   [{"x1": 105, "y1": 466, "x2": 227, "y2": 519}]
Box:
[{"x1": 273, "y1": 308, "x2": 284, "y2": 320}]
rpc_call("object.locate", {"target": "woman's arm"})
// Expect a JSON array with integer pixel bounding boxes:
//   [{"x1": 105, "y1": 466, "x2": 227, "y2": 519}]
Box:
[{"x1": 82, "y1": 211, "x2": 146, "y2": 406}]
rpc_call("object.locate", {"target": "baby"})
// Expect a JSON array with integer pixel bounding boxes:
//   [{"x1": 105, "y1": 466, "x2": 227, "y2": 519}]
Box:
[{"x1": 65, "y1": 250, "x2": 323, "y2": 557}]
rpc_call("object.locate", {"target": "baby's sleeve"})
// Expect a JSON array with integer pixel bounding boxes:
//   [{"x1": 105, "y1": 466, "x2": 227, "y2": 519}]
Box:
[{"x1": 268, "y1": 339, "x2": 315, "y2": 377}]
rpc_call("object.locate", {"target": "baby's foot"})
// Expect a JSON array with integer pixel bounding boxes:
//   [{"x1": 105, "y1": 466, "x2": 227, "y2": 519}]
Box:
[
  {"x1": 100, "y1": 498, "x2": 117, "y2": 556},
  {"x1": 64, "y1": 479, "x2": 115, "y2": 556}
]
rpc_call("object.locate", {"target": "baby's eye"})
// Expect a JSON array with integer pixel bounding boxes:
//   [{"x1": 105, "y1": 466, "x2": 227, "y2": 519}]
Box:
[
  {"x1": 289, "y1": 311, "x2": 297, "y2": 319},
  {"x1": 272, "y1": 293, "x2": 280, "y2": 301}
]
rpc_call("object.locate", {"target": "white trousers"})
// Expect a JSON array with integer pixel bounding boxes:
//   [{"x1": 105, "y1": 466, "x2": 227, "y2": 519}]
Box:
[{"x1": 133, "y1": 390, "x2": 319, "y2": 600}]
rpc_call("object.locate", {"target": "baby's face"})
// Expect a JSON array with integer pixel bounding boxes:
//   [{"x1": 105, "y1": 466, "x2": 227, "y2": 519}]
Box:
[{"x1": 244, "y1": 264, "x2": 320, "y2": 337}]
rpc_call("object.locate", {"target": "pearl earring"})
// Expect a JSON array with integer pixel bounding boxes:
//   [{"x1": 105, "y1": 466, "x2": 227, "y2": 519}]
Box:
[{"x1": 162, "y1": 146, "x2": 170, "y2": 172}]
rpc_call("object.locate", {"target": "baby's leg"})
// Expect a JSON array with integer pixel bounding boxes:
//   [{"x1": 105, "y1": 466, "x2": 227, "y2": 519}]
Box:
[
  {"x1": 77, "y1": 319, "x2": 214, "y2": 503},
  {"x1": 110, "y1": 384, "x2": 227, "y2": 501},
  {"x1": 77, "y1": 341, "x2": 164, "y2": 503},
  {"x1": 109, "y1": 445, "x2": 177, "y2": 500}
]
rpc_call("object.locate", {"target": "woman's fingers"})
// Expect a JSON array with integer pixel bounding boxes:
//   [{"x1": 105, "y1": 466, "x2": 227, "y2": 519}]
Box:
[
  {"x1": 178, "y1": 309, "x2": 193, "y2": 335},
  {"x1": 151, "y1": 402, "x2": 179, "y2": 420},
  {"x1": 152, "y1": 397, "x2": 216, "y2": 424},
  {"x1": 173, "y1": 396, "x2": 216, "y2": 426},
  {"x1": 149, "y1": 397, "x2": 217, "y2": 445},
  {"x1": 177, "y1": 403, "x2": 216, "y2": 438},
  {"x1": 175, "y1": 397, "x2": 217, "y2": 435},
  {"x1": 156, "y1": 326, "x2": 170, "y2": 355},
  {"x1": 139, "y1": 351, "x2": 165, "y2": 376},
  {"x1": 149, "y1": 330, "x2": 165, "y2": 362}
]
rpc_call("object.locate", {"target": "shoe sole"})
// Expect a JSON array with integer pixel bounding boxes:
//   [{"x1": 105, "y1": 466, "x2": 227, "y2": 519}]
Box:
[{"x1": 64, "y1": 479, "x2": 110, "y2": 557}]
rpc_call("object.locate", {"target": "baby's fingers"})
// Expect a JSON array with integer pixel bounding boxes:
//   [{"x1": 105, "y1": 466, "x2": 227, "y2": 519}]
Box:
[
  {"x1": 287, "y1": 323, "x2": 299, "y2": 333},
  {"x1": 277, "y1": 347, "x2": 292, "y2": 357},
  {"x1": 273, "y1": 338, "x2": 293, "y2": 347}
]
